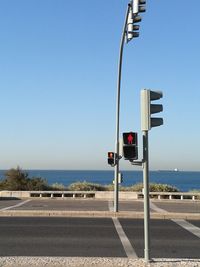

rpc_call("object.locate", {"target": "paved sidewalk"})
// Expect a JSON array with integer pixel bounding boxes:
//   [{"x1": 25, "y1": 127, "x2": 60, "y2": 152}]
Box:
[{"x1": 0, "y1": 199, "x2": 200, "y2": 219}]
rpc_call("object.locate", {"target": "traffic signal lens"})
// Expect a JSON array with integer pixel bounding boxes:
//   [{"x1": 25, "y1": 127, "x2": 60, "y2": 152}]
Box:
[
  {"x1": 133, "y1": 15, "x2": 142, "y2": 23},
  {"x1": 123, "y1": 146, "x2": 138, "y2": 160},
  {"x1": 108, "y1": 152, "x2": 114, "y2": 158},
  {"x1": 123, "y1": 132, "x2": 138, "y2": 145}
]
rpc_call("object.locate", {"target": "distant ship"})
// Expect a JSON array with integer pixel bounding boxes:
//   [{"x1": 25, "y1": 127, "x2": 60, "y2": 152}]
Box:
[{"x1": 157, "y1": 168, "x2": 180, "y2": 172}]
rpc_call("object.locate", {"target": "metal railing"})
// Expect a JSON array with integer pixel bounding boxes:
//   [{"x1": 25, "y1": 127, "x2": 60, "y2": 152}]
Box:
[
  {"x1": 137, "y1": 192, "x2": 200, "y2": 201},
  {"x1": 30, "y1": 191, "x2": 96, "y2": 199}
]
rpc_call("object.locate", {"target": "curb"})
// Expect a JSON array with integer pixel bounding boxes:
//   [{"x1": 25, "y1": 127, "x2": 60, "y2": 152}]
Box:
[
  {"x1": 1, "y1": 210, "x2": 200, "y2": 220},
  {"x1": 0, "y1": 257, "x2": 200, "y2": 267}
]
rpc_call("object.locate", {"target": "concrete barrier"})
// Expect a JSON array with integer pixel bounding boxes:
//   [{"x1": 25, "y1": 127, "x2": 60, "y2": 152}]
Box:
[
  {"x1": 0, "y1": 191, "x2": 30, "y2": 198},
  {"x1": 0, "y1": 190, "x2": 200, "y2": 201},
  {"x1": 95, "y1": 191, "x2": 138, "y2": 200},
  {"x1": 29, "y1": 191, "x2": 96, "y2": 199},
  {"x1": 142, "y1": 192, "x2": 200, "y2": 201}
]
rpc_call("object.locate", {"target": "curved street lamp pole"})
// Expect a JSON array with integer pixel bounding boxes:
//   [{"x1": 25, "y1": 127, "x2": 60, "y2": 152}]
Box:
[{"x1": 114, "y1": 3, "x2": 131, "y2": 212}]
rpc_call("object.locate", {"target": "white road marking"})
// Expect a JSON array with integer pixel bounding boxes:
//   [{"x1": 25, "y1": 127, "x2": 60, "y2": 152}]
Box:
[
  {"x1": 112, "y1": 217, "x2": 138, "y2": 259},
  {"x1": 150, "y1": 201, "x2": 166, "y2": 213},
  {"x1": 172, "y1": 219, "x2": 200, "y2": 239},
  {"x1": 0, "y1": 199, "x2": 31, "y2": 211},
  {"x1": 150, "y1": 202, "x2": 200, "y2": 239}
]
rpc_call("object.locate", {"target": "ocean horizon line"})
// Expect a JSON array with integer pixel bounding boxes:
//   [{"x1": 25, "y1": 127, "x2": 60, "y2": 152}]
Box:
[{"x1": 0, "y1": 169, "x2": 200, "y2": 173}]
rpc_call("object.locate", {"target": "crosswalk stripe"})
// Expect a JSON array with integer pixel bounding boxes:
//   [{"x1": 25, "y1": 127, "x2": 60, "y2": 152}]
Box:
[
  {"x1": 172, "y1": 219, "x2": 200, "y2": 239},
  {"x1": 112, "y1": 217, "x2": 138, "y2": 259},
  {"x1": 0, "y1": 199, "x2": 31, "y2": 211}
]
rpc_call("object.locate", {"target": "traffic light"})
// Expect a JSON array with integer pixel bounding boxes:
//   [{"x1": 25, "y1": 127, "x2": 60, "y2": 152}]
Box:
[
  {"x1": 141, "y1": 89, "x2": 163, "y2": 131},
  {"x1": 123, "y1": 132, "x2": 138, "y2": 160},
  {"x1": 126, "y1": 0, "x2": 146, "y2": 42},
  {"x1": 127, "y1": 5, "x2": 139, "y2": 41},
  {"x1": 133, "y1": 0, "x2": 146, "y2": 14},
  {"x1": 107, "y1": 152, "x2": 116, "y2": 166}
]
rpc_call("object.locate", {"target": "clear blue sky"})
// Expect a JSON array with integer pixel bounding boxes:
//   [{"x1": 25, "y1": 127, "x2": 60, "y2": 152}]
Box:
[{"x1": 0, "y1": 0, "x2": 200, "y2": 171}]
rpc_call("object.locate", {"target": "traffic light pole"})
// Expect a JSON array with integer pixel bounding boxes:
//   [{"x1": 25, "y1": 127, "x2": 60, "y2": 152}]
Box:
[
  {"x1": 114, "y1": 3, "x2": 131, "y2": 213},
  {"x1": 143, "y1": 130, "x2": 150, "y2": 262}
]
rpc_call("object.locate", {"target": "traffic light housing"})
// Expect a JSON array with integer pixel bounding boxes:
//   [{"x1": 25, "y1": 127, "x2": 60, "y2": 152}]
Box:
[
  {"x1": 133, "y1": 0, "x2": 146, "y2": 14},
  {"x1": 107, "y1": 152, "x2": 116, "y2": 166},
  {"x1": 123, "y1": 132, "x2": 138, "y2": 160},
  {"x1": 127, "y1": 5, "x2": 139, "y2": 41},
  {"x1": 141, "y1": 89, "x2": 163, "y2": 131},
  {"x1": 126, "y1": 0, "x2": 146, "y2": 42}
]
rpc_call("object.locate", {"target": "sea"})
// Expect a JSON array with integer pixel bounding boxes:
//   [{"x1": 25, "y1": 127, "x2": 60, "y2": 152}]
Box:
[{"x1": 0, "y1": 170, "x2": 200, "y2": 192}]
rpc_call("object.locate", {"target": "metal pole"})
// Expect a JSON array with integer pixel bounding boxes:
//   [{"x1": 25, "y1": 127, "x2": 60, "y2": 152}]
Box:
[
  {"x1": 143, "y1": 130, "x2": 150, "y2": 262},
  {"x1": 114, "y1": 3, "x2": 131, "y2": 213}
]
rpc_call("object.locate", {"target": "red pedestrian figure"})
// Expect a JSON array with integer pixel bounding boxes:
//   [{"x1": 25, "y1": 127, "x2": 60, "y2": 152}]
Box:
[{"x1": 127, "y1": 133, "x2": 133, "y2": 144}]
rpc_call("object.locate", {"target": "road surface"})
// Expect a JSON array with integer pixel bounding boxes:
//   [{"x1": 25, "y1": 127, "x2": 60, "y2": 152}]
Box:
[{"x1": 0, "y1": 217, "x2": 200, "y2": 259}]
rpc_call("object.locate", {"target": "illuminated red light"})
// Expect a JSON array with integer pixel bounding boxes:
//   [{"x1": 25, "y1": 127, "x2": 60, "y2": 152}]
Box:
[
  {"x1": 108, "y1": 152, "x2": 114, "y2": 158},
  {"x1": 127, "y1": 133, "x2": 134, "y2": 144}
]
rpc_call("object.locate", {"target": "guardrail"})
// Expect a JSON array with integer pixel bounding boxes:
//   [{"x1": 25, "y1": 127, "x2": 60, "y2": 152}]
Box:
[
  {"x1": 0, "y1": 191, "x2": 200, "y2": 200},
  {"x1": 138, "y1": 192, "x2": 200, "y2": 201},
  {"x1": 30, "y1": 191, "x2": 96, "y2": 199}
]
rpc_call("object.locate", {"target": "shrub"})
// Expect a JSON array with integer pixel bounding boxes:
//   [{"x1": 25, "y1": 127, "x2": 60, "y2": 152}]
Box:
[
  {"x1": 103, "y1": 184, "x2": 129, "y2": 191},
  {"x1": 67, "y1": 182, "x2": 179, "y2": 192},
  {"x1": 1, "y1": 167, "x2": 29, "y2": 190},
  {"x1": 51, "y1": 183, "x2": 66, "y2": 191},
  {"x1": 128, "y1": 182, "x2": 179, "y2": 192},
  {"x1": 189, "y1": 190, "x2": 200, "y2": 200},
  {"x1": 149, "y1": 183, "x2": 179, "y2": 192},
  {"x1": 189, "y1": 189, "x2": 200, "y2": 193},
  {"x1": 0, "y1": 179, "x2": 7, "y2": 190},
  {"x1": 27, "y1": 177, "x2": 49, "y2": 191},
  {"x1": 0, "y1": 167, "x2": 49, "y2": 191},
  {"x1": 67, "y1": 181, "x2": 106, "y2": 191},
  {"x1": 104, "y1": 184, "x2": 114, "y2": 191},
  {"x1": 128, "y1": 183, "x2": 143, "y2": 192}
]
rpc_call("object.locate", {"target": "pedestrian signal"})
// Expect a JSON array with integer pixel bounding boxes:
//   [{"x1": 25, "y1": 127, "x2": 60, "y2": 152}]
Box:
[
  {"x1": 123, "y1": 132, "x2": 138, "y2": 160},
  {"x1": 123, "y1": 132, "x2": 137, "y2": 145},
  {"x1": 107, "y1": 152, "x2": 116, "y2": 166}
]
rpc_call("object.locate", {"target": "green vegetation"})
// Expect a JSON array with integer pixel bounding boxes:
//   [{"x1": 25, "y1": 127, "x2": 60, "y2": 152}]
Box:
[
  {"x1": 189, "y1": 189, "x2": 200, "y2": 199},
  {"x1": 0, "y1": 167, "x2": 180, "y2": 192},
  {"x1": 0, "y1": 167, "x2": 49, "y2": 191},
  {"x1": 127, "y1": 183, "x2": 179, "y2": 192},
  {"x1": 51, "y1": 183, "x2": 66, "y2": 191},
  {"x1": 189, "y1": 189, "x2": 200, "y2": 193},
  {"x1": 67, "y1": 181, "x2": 106, "y2": 191}
]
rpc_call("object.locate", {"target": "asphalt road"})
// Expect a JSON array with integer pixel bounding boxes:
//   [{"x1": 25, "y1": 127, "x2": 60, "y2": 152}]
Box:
[
  {"x1": 0, "y1": 217, "x2": 200, "y2": 259},
  {"x1": 121, "y1": 219, "x2": 200, "y2": 259},
  {"x1": 0, "y1": 217, "x2": 125, "y2": 257}
]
